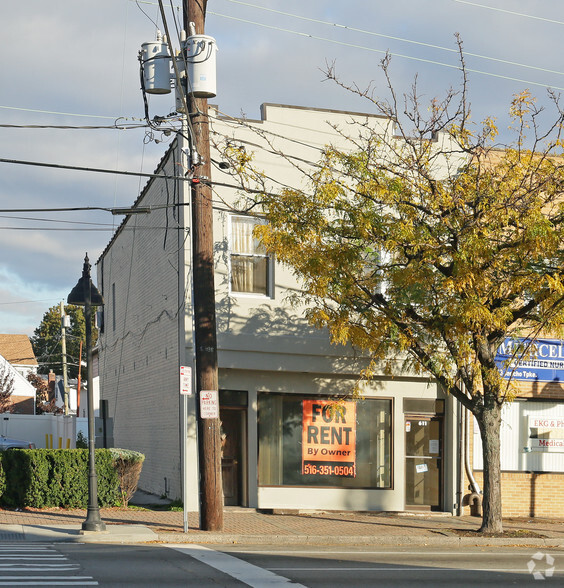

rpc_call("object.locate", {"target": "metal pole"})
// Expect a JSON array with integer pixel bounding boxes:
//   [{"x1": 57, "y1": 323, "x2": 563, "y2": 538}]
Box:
[
  {"x1": 81, "y1": 255, "x2": 106, "y2": 532},
  {"x1": 60, "y1": 301, "x2": 69, "y2": 416}
]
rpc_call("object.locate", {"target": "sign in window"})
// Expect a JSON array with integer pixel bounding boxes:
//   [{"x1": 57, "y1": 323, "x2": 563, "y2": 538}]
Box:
[{"x1": 301, "y1": 400, "x2": 357, "y2": 478}]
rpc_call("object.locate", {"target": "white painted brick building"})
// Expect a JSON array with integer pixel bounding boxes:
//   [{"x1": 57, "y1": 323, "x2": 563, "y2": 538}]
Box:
[{"x1": 97, "y1": 104, "x2": 461, "y2": 513}]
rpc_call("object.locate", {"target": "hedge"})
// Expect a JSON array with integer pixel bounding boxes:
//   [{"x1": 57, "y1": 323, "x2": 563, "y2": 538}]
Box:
[{"x1": 0, "y1": 448, "x2": 144, "y2": 509}]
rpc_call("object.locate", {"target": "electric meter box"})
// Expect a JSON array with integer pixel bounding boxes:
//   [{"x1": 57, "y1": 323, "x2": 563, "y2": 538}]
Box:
[
  {"x1": 141, "y1": 39, "x2": 172, "y2": 94},
  {"x1": 185, "y1": 34, "x2": 217, "y2": 98}
]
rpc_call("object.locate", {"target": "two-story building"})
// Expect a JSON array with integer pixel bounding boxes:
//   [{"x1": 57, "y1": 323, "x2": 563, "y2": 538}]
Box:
[{"x1": 97, "y1": 103, "x2": 466, "y2": 513}]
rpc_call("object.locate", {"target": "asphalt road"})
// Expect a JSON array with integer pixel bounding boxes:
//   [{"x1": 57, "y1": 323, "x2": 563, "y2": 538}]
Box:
[{"x1": 0, "y1": 543, "x2": 562, "y2": 586}]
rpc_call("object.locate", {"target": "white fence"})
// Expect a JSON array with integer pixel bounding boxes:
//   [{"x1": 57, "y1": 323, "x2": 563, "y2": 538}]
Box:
[{"x1": 1, "y1": 414, "x2": 88, "y2": 449}]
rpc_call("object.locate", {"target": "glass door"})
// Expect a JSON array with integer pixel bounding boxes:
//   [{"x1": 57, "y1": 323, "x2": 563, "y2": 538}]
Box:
[{"x1": 405, "y1": 416, "x2": 442, "y2": 509}]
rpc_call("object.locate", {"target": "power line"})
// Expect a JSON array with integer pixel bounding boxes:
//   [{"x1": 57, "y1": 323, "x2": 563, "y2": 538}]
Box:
[
  {"x1": 0, "y1": 204, "x2": 185, "y2": 213},
  {"x1": 0, "y1": 298, "x2": 61, "y2": 306},
  {"x1": 0, "y1": 122, "x2": 150, "y2": 130},
  {"x1": 0, "y1": 156, "x2": 187, "y2": 182},
  {"x1": 208, "y1": 10, "x2": 564, "y2": 92},
  {"x1": 0, "y1": 214, "x2": 119, "y2": 227},
  {"x1": 136, "y1": 0, "x2": 564, "y2": 88},
  {"x1": 0, "y1": 104, "x2": 123, "y2": 120},
  {"x1": 0, "y1": 226, "x2": 186, "y2": 232},
  {"x1": 221, "y1": 0, "x2": 564, "y2": 78},
  {"x1": 452, "y1": 0, "x2": 564, "y2": 25}
]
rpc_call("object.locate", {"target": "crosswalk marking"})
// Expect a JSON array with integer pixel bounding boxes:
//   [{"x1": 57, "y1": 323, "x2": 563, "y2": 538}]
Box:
[
  {"x1": 0, "y1": 545, "x2": 97, "y2": 586},
  {"x1": 165, "y1": 544, "x2": 307, "y2": 587}
]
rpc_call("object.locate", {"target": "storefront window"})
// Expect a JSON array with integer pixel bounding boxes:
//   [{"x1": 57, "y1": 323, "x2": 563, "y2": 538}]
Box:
[{"x1": 258, "y1": 393, "x2": 392, "y2": 488}]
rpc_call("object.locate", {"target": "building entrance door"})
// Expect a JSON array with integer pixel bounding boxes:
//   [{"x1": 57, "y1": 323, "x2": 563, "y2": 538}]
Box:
[
  {"x1": 405, "y1": 416, "x2": 442, "y2": 510},
  {"x1": 219, "y1": 407, "x2": 247, "y2": 506}
]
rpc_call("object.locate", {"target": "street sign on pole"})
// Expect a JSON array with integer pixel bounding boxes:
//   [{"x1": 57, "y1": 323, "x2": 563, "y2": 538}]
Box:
[
  {"x1": 180, "y1": 366, "x2": 192, "y2": 395},
  {"x1": 200, "y1": 390, "x2": 219, "y2": 419}
]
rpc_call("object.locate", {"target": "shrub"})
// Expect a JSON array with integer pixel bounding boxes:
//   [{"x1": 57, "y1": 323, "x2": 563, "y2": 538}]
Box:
[
  {"x1": 0, "y1": 449, "x2": 120, "y2": 508},
  {"x1": 109, "y1": 449, "x2": 145, "y2": 507}
]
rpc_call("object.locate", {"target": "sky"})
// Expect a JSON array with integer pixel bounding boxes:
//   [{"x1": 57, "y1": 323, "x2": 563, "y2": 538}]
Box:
[{"x1": 2, "y1": 0, "x2": 564, "y2": 336}]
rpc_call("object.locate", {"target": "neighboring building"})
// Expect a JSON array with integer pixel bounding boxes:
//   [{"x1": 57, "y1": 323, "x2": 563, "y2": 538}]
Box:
[
  {"x1": 0, "y1": 334, "x2": 38, "y2": 378},
  {"x1": 468, "y1": 337, "x2": 564, "y2": 517},
  {"x1": 0, "y1": 334, "x2": 38, "y2": 414},
  {"x1": 97, "y1": 103, "x2": 465, "y2": 513}
]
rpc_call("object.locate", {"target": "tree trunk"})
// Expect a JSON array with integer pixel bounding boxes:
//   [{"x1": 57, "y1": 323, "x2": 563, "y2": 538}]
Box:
[{"x1": 475, "y1": 404, "x2": 503, "y2": 533}]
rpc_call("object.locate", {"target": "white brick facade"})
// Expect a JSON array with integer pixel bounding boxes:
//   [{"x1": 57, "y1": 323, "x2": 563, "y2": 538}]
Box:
[{"x1": 98, "y1": 104, "x2": 460, "y2": 512}]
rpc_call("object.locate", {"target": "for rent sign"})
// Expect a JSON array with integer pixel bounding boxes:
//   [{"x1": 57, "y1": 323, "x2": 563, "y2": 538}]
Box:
[{"x1": 301, "y1": 400, "x2": 356, "y2": 477}]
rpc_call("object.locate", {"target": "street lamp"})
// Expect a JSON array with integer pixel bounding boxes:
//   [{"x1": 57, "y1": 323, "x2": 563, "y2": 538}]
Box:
[{"x1": 68, "y1": 253, "x2": 106, "y2": 532}]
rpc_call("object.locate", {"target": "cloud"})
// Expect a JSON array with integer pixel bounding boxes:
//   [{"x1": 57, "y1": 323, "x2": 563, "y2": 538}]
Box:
[
  {"x1": 0, "y1": 265, "x2": 67, "y2": 335},
  {"x1": 2, "y1": 0, "x2": 564, "y2": 338}
]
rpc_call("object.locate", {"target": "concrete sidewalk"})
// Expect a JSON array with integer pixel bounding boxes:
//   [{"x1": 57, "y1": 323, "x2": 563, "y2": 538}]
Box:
[{"x1": 1, "y1": 505, "x2": 563, "y2": 546}]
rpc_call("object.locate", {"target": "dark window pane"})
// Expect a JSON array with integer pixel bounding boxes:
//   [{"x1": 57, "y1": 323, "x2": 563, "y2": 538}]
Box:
[{"x1": 258, "y1": 393, "x2": 392, "y2": 489}]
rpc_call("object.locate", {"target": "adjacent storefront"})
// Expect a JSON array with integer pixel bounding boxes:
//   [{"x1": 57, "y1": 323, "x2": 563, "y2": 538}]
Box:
[{"x1": 469, "y1": 337, "x2": 564, "y2": 517}]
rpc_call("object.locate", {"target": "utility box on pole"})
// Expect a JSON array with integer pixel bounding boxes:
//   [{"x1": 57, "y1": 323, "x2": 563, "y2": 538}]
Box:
[
  {"x1": 141, "y1": 31, "x2": 172, "y2": 94},
  {"x1": 185, "y1": 34, "x2": 217, "y2": 98}
]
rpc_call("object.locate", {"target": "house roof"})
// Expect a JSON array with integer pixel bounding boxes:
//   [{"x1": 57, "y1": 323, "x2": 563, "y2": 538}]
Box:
[{"x1": 0, "y1": 334, "x2": 38, "y2": 366}]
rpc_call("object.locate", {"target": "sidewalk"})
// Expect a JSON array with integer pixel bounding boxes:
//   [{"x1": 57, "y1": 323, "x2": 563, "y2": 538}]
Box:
[{"x1": 1, "y1": 504, "x2": 563, "y2": 546}]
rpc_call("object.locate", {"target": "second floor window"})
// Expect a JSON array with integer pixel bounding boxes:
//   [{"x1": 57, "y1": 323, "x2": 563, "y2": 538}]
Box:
[{"x1": 230, "y1": 216, "x2": 270, "y2": 295}]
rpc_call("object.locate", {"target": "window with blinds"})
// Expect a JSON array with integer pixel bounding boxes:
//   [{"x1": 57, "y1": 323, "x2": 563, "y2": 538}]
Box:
[{"x1": 230, "y1": 215, "x2": 271, "y2": 296}]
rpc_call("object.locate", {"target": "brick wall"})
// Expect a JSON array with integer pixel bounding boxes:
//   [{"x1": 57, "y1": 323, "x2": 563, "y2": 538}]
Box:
[
  {"x1": 470, "y1": 470, "x2": 564, "y2": 518},
  {"x1": 97, "y1": 143, "x2": 187, "y2": 500}
]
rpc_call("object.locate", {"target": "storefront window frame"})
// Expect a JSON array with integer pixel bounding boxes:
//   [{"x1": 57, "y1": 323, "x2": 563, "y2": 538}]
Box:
[{"x1": 257, "y1": 391, "x2": 394, "y2": 490}]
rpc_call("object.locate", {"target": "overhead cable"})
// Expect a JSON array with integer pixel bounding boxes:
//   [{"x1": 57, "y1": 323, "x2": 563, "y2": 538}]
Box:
[
  {"x1": 452, "y1": 0, "x2": 564, "y2": 25},
  {"x1": 207, "y1": 11, "x2": 564, "y2": 91},
  {"x1": 0, "y1": 104, "x2": 122, "y2": 120},
  {"x1": 221, "y1": 0, "x2": 564, "y2": 78}
]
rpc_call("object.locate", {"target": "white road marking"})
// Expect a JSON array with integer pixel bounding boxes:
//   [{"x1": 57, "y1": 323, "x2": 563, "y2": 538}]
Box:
[
  {"x1": 0, "y1": 566, "x2": 79, "y2": 571},
  {"x1": 0, "y1": 576, "x2": 98, "y2": 586},
  {"x1": 0, "y1": 556, "x2": 65, "y2": 559},
  {"x1": 165, "y1": 544, "x2": 307, "y2": 587},
  {"x1": 0, "y1": 545, "x2": 97, "y2": 585}
]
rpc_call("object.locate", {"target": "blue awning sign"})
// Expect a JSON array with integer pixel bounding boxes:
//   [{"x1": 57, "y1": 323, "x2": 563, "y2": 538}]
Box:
[{"x1": 495, "y1": 338, "x2": 564, "y2": 382}]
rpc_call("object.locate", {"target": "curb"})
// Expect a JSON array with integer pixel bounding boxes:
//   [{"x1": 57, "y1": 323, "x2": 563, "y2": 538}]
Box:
[
  {"x1": 155, "y1": 532, "x2": 564, "y2": 548},
  {"x1": 1, "y1": 523, "x2": 563, "y2": 547}
]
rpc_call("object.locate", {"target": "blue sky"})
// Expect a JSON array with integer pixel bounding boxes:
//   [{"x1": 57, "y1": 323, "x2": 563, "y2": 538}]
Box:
[{"x1": 2, "y1": 0, "x2": 564, "y2": 335}]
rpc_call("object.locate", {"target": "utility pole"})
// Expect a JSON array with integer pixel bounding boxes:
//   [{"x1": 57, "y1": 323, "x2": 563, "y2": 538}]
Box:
[
  {"x1": 183, "y1": 0, "x2": 223, "y2": 531},
  {"x1": 60, "y1": 301, "x2": 69, "y2": 416}
]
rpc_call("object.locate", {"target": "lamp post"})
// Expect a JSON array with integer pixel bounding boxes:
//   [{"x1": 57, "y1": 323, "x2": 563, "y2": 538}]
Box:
[{"x1": 68, "y1": 254, "x2": 106, "y2": 532}]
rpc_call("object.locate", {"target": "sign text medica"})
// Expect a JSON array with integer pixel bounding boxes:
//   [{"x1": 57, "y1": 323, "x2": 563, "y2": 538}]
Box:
[{"x1": 496, "y1": 337, "x2": 564, "y2": 382}]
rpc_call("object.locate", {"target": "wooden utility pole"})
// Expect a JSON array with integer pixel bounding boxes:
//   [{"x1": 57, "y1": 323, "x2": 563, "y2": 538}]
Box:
[{"x1": 183, "y1": 0, "x2": 224, "y2": 531}]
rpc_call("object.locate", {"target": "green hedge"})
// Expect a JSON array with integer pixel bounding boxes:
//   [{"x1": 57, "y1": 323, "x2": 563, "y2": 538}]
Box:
[{"x1": 0, "y1": 449, "x2": 127, "y2": 508}]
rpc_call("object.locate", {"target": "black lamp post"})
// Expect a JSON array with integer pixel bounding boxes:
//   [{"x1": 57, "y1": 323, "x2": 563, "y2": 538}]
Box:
[{"x1": 68, "y1": 254, "x2": 106, "y2": 532}]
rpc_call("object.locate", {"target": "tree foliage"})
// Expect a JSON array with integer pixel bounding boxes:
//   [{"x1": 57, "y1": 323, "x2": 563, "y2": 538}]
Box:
[
  {"x1": 226, "y1": 50, "x2": 564, "y2": 533},
  {"x1": 31, "y1": 304, "x2": 97, "y2": 379},
  {"x1": 26, "y1": 372, "x2": 63, "y2": 415}
]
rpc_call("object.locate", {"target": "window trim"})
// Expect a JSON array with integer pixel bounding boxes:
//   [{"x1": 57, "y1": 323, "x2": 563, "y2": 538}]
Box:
[
  {"x1": 228, "y1": 214, "x2": 274, "y2": 298},
  {"x1": 257, "y1": 391, "x2": 394, "y2": 490}
]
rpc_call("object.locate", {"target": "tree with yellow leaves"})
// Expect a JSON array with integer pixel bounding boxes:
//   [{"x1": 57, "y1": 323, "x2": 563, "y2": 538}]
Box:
[{"x1": 237, "y1": 56, "x2": 564, "y2": 533}]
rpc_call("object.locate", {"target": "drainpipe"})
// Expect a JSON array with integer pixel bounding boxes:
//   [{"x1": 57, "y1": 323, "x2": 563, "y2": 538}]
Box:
[
  {"x1": 464, "y1": 407, "x2": 481, "y2": 494},
  {"x1": 464, "y1": 407, "x2": 483, "y2": 516},
  {"x1": 456, "y1": 403, "x2": 464, "y2": 516}
]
